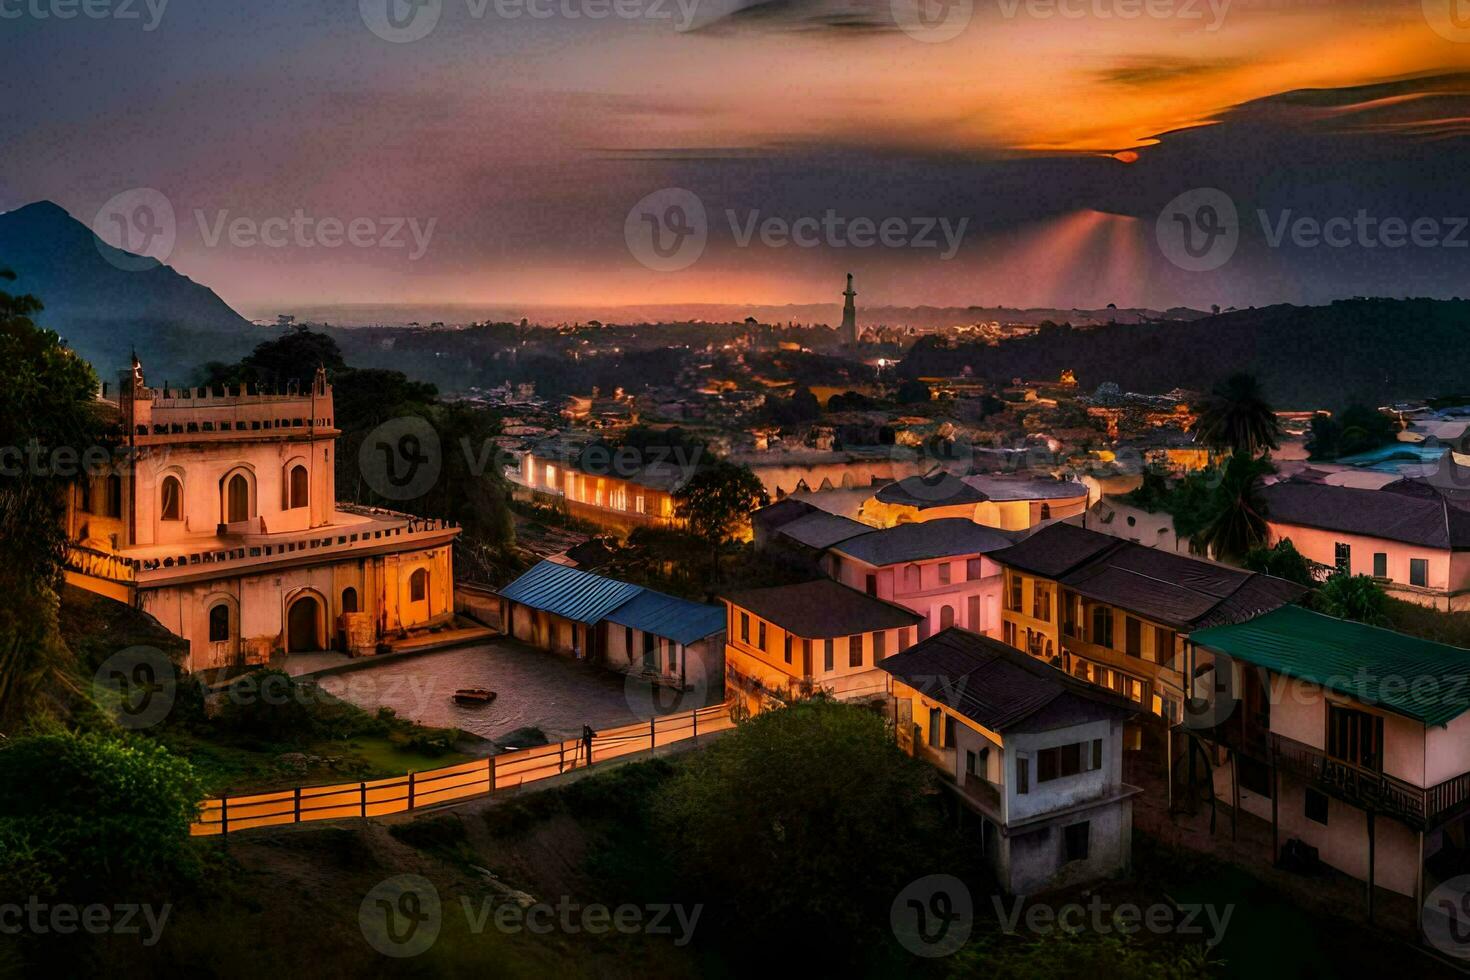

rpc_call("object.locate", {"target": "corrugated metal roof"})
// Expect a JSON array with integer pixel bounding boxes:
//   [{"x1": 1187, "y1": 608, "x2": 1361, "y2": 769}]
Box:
[
  {"x1": 1190, "y1": 605, "x2": 1470, "y2": 726},
  {"x1": 603, "y1": 590, "x2": 726, "y2": 645},
  {"x1": 498, "y1": 560, "x2": 643, "y2": 625}
]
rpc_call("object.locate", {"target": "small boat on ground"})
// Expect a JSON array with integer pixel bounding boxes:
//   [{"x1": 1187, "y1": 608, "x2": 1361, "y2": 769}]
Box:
[{"x1": 453, "y1": 688, "x2": 497, "y2": 706}]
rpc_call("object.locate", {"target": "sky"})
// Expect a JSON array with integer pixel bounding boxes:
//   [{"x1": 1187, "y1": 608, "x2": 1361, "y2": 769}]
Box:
[{"x1": 3, "y1": 0, "x2": 1470, "y2": 317}]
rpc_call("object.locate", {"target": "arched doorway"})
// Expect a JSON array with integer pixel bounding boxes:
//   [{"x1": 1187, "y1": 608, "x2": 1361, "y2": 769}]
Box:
[
  {"x1": 225, "y1": 473, "x2": 250, "y2": 523},
  {"x1": 287, "y1": 594, "x2": 324, "y2": 652}
]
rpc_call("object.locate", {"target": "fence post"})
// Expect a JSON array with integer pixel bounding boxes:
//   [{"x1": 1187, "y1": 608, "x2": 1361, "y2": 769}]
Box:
[
  {"x1": 693, "y1": 708, "x2": 698, "y2": 742},
  {"x1": 408, "y1": 770, "x2": 417, "y2": 811},
  {"x1": 294, "y1": 786, "x2": 302, "y2": 823},
  {"x1": 559, "y1": 742, "x2": 565, "y2": 774},
  {"x1": 220, "y1": 795, "x2": 229, "y2": 838},
  {"x1": 489, "y1": 755, "x2": 496, "y2": 794},
  {"x1": 650, "y1": 716, "x2": 656, "y2": 754},
  {"x1": 360, "y1": 781, "x2": 367, "y2": 820}
]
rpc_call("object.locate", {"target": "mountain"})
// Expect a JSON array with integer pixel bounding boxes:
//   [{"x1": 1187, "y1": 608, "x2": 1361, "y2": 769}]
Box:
[
  {"x1": 0, "y1": 201, "x2": 260, "y2": 382},
  {"x1": 898, "y1": 298, "x2": 1470, "y2": 409}
]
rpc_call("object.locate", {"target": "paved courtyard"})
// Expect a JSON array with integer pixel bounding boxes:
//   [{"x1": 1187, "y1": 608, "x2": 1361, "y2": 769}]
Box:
[{"x1": 310, "y1": 637, "x2": 717, "y2": 744}]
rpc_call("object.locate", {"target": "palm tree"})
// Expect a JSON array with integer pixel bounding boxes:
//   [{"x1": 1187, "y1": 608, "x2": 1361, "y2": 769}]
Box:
[
  {"x1": 1191, "y1": 373, "x2": 1282, "y2": 457},
  {"x1": 1193, "y1": 454, "x2": 1274, "y2": 562}
]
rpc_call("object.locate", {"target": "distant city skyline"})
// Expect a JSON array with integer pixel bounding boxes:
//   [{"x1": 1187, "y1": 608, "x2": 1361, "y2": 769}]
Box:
[{"x1": 4, "y1": 3, "x2": 1469, "y2": 312}]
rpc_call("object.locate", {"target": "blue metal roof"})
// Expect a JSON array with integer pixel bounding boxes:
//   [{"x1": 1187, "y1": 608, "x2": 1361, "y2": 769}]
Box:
[
  {"x1": 603, "y1": 589, "x2": 726, "y2": 646},
  {"x1": 498, "y1": 560, "x2": 643, "y2": 625}
]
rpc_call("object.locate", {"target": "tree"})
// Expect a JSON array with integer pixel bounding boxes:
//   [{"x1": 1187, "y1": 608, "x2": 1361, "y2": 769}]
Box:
[
  {"x1": 199, "y1": 326, "x2": 346, "y2": 388},
  {"x1": 1243, "y1": 539, "x2": 1314, "y2": 586},
  {"x1": 655, "y1": 700, "x2": 949, "y2": 959},
  {"x1": 673, "y1": 461, "x2": 769, "y2": 579},
  {"x1": 1191, "y1": 454, "x2": 1274, "y2": 562},
  {"x1": 1313, "y1": 573, "x2": 1388, "y2": 625},
  {"x1": 0, "y1": 268, "x2": 106, "y2": 730},
  {"x1": 1307, "y1": 404, "x2": 1397, "y2": 460},
  {"x1": 1190, "y1": 373, "x2": 1281, "y2": 457},
  {"x1": 895, "y1": 378, "x2": 931, "y2": 404}
]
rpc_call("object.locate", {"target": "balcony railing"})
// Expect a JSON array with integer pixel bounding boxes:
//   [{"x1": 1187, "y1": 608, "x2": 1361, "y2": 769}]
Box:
[{"x1": 64, "y1": 544, "x2": 136, "y2": 584}]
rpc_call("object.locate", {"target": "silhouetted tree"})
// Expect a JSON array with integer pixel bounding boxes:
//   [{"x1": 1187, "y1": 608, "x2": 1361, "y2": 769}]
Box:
[{"x1": 1191, "y1": 374, "x2": 1281, "y2": 457}]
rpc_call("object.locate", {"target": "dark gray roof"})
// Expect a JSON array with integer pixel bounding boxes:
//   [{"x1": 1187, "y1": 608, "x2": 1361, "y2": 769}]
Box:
[
  {"x1": 832, "y1": 518, "x2": 1016, "y2": 566},
  {"x1": 751, "y1": 498, "x2": 818, "y2": 536},
  {"x1": 775, "y1": 511, "x2": 872, "y2": 550},
  {"x1": 992, "y1": 523, "x2": 1306, "y2": 631},
  {"x1": 723, "y1": 579, "x2": 922, "y2": 637},
  {"x1": 880, "y1": 628, "x2": 1136, "y2": 733},
  {"x1": 875, "y1": 474, "x2": 988, "y2": 510},
  {"x1": 1260, "y1": 479, "x2": 1470, "y2": 550}
]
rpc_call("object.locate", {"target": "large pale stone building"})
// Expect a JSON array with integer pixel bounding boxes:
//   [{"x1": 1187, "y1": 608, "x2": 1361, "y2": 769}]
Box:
[{"x1": 64, "y1": 358, "x2": 458, "y2": 671}]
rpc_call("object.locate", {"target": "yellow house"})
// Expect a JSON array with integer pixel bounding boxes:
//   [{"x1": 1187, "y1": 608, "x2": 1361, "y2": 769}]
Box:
[
  {"x1": 860, "y1": 472, "x2": 1089, "y2": 531},
  {"x1": 721, "y1": 579, "x2": 922, "y2": 715},
  {"x1": 991, "y1": 522, "x2": 1304, "y2": 723}
]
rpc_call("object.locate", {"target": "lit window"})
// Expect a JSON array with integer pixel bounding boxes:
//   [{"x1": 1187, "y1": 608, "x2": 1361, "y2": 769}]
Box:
[{"x1": 410, "y1": 568, "x2": 428, "y2": 602}]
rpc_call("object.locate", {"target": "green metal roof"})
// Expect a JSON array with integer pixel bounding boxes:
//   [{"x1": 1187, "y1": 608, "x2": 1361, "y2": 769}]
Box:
[{"x1": 1190, "y1": 605, "x2": 1470, "y2": 726}]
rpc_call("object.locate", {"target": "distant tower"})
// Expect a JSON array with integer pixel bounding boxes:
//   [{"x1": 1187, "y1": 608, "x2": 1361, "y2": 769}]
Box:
[{"x1": 840, "y1": 272, "x2": 859, "y2": 345}]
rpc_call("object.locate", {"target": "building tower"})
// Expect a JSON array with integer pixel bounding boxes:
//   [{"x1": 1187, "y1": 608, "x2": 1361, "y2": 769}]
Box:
[{"x1": 840, "y1": 272, "x2": 859, "y2": 345}]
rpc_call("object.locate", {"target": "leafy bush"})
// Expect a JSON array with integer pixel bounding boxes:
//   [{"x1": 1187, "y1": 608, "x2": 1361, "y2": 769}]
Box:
[
  {"x1": 214, "y1": 669, "x2": 318, "y2": 743},
  {"x1": 0, "y1": 731, "x2": 203, "y2": 899}
]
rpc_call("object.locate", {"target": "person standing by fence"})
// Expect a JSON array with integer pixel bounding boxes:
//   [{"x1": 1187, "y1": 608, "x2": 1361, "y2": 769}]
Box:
[{"x1": 581, "y1": 724, "x2": 595, "y2": 767}]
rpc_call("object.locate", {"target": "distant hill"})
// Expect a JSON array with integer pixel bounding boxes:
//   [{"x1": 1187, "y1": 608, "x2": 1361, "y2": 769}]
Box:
[
  {"x1": 0, "y1": 201, "x2": 260, "y2": 382},
  {"x1": 898, "y1": 298, "x2": 1470, "y2": 410}
]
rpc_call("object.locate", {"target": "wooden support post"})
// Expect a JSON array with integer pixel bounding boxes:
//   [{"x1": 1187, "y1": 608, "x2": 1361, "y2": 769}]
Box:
[
  {"x1": 408, "y1": 770, "x2": 416, "y2": 811},
  {"x1": 1416, "y1": 829, "x2": 1426, "y2": 931},
  {"x1": 1367, "y1": 810, "x2": 1377, "y2": 926}
]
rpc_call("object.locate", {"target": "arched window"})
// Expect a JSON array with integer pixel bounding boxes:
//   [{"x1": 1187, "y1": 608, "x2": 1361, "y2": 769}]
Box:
[
  {"x1": 410, "y1": 568, "x2": 428, "y2": 602},
  {"x1": 104, "y1": 474, "x2": 123, "y2": 518},
  {"x1": 341, "y1": 587, "x2": 359, "y2": 613},
  {"x1": 226, "y1": 473, "x2": 250, "y2": 523},
  {"x1": 160, "y1": 476, "x2": 182, "y2": 521},
  {"x1": 208, "y1": 603, "x2": 231, "y2": 642},
  {"x1": 940, "y1": 605, "x2": 956, "y2": 630},
  {"x1": 288, "y1": 464, "x2": 309, "y2": 509}
]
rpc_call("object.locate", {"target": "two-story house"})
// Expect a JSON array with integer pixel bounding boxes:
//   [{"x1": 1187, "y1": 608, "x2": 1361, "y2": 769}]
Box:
[
  {"x1": 1259, "y1": 476, "x2": 1470, "y2": 611},
  {"x1": 882, "y1": 628, "x2": 1140, "y2": 895},
  {"x1": 991, "y1": 522, "x2": 1305, "y2": 722},
  {"x1": 64, "y1": 357, "x2": 459, "y2": 671},
  {"x1": 822, "y1": 518, "x2": 1015, "y2": 639},
  {"x1": 511, "y1": 439, "x2": 686, "y2": 535},
  {"x1": 1184, "y1": 605, "x2": 1470, "y2": 923},
  {"x1": 721, "y1": 579, "x2": 922, "y2": 715},
  {"x1": 860, "y1": 472, "x2": 1089, "y2": 531}
]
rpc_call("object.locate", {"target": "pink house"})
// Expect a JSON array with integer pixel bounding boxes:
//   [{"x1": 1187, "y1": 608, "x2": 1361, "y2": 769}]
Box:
[{"x1": 822, "y1": 518, "x2": 1015, "y2": 640}]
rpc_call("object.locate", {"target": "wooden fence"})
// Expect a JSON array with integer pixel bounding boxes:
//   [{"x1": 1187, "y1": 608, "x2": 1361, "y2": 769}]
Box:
[{"x1": 190, "y1": 702, "x2": 734, "y2": 836}]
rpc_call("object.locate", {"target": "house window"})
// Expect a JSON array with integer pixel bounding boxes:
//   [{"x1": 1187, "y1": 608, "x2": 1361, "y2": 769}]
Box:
[
  {"x1": 966, "y1": 750, "x2": 977, "y2": 775},
  {"x1": 1305, "y1": 788, "x2": 1329, "y2": 825},
  {"x1": 802, "y1": 638, "x2": 811, "y2": 674},
  {"x1": 823, "y1": 638, "x2": 834, "y2": 672},
  {"x1": 740, "y1": 613, "x2": 750, "y2": 643},
  {"x1": 225, "y1": 473, "x2": 250, "y2": 523},
  {"x1": 1327, "y1": 704, "x2": 1383, "y2": 771},
  {"x1": 341, "y1": 587, "x2": 359, "y2": 613},
  {"x1": 288, "y1": 464, "x2": 309, "y2": 509},
  {"x1": 208, "y1": 603, "x2": 231, "y2": 642},
  {"x1": 873, "y1": 631, "x2": 887, "y2": 660},
  {"x1": 784, "y1": 633, "x2": 793, "y2": 665},
  {"x1": 865, "y1": 574, "x2": 877, "y2": 597},
  {"x1": 1373, "y1": 552, "x2": 1388, "y2": 578},
  {"x1": 945, "y1": 715, "x2": 956, "y2": 747},
  {"x1": 1411, "y1": 558, "x2": 1429, "y2": 588},
  {"x1": 1063, "y1": 821, "x2": 1090, "y2": 862},
  {"x1": 758, "y1": 621, "x2": 767, "y2": 651},
  {"x1": 1007, "y1": 574, "x2": 1023, "y2": 611},
  {"x1": 1334, "y1": 541, "x2": 1351, "y2": 574},
  {"x1": 899, "y1": 627, "x2": 913, "y2": 651},
  {"x1": 669, "y1": 645, "x2": 678, "y2": 673},
  {"x1": 1091, "y1": 606, "x2": 1114, "y2": 648},
  {"x1": 1037, "y1": 740, "x2": 1103, "y2": 782},
  {"x1": 848, "y1": 634, "x2": 862, "y2": 668},
  {"x1": 160, "y1": 476, "x2": 182, "y2": 521},
  {"x1": 905, "y1": 564, "x2": 921, "y2": 591},
  {"x1": 1239, "y1": 756, "x2": 1272, "y2": 797},
  {"x1": 1016, "y1": 756, "x2": 1029, "y2": 794},
  {"x1": 966, "y1": 558, "x2": 983, "y2": 580},
  {"x1": 625, "y1": 626, "x2": 634, "y2": 656},
  {"x1": 1003, "y1": 621, "x2": 1017, "y2": 648},
  {"x1": 1062, "y1": 593, "x2": 1080, "y2": 637},
  {"x1": 967, "y1": 595, "x2": 981, "y2": 631},
  {"x1": 1032, "y1": 582, "x2": 1050, "y2": 622},
  {"x1": 1155, "y1": 627, "x2": 1176, "y2": 668},
  {"x1": 928, "y1": 707, "x2": 942, "y2": 747},
  {"x1": 410, "y1": 568, "x2": 428, "y2": 602},
  {"x1": 938, "y1": 563, "x2": 952, "y2": 586},
  {"x1": 1125, "y1": 617, "x2": 1142, "y2": 658},
  {"x1": 940, "y1": 605, "x2": 955, "y2": 630}
]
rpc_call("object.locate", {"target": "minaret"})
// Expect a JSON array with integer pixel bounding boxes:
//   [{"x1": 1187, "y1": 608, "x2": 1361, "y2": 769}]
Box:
[{"x1": 840, "y1": 272, "x2": 859, "y2": 345}]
